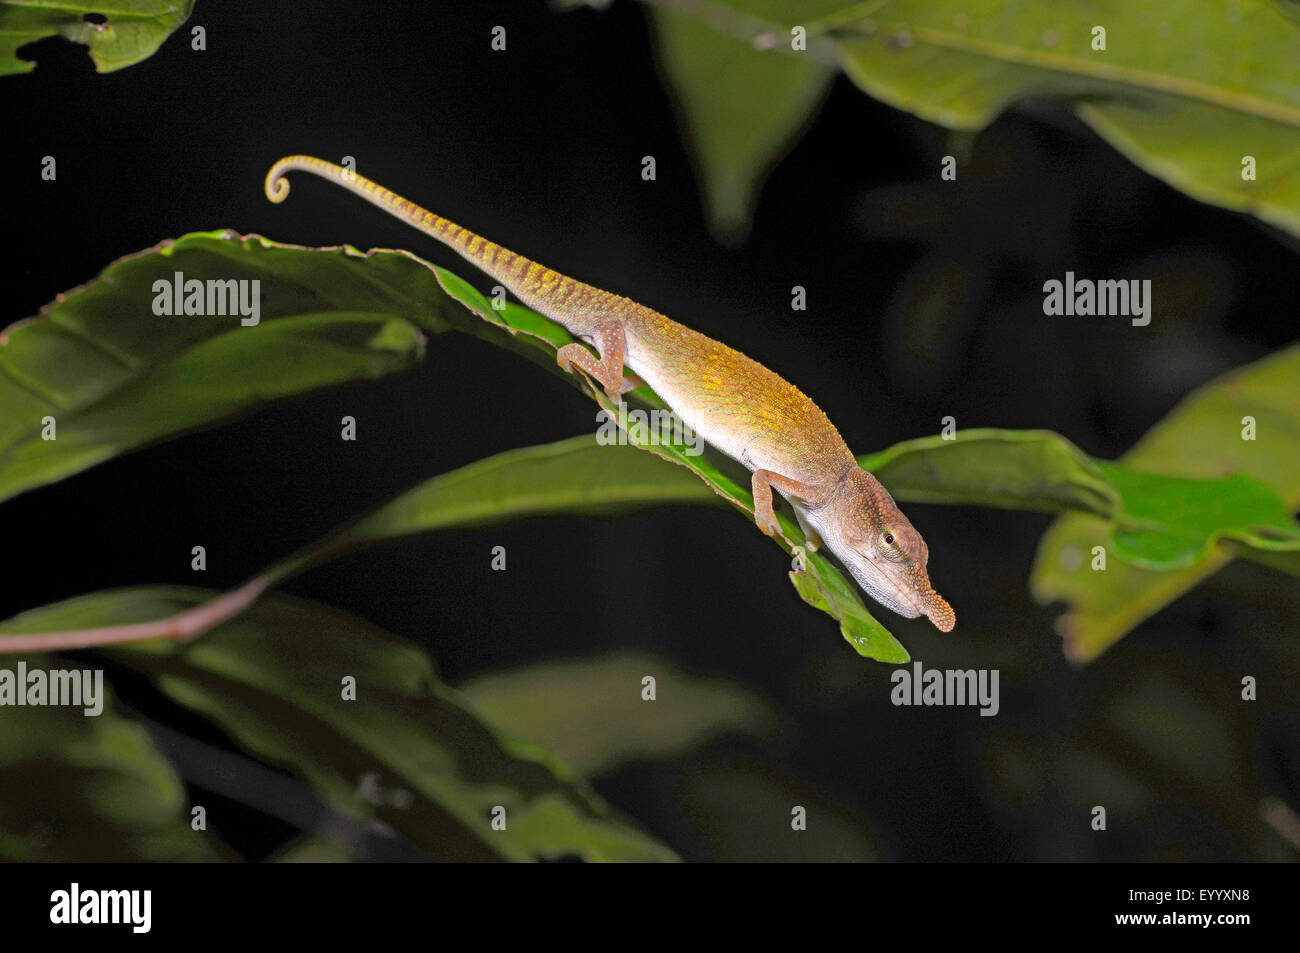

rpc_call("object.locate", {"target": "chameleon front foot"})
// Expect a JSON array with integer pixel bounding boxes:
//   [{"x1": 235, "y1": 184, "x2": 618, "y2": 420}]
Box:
[{"x1": 751, "y1": 468, "x2": 824, "y2": 542}]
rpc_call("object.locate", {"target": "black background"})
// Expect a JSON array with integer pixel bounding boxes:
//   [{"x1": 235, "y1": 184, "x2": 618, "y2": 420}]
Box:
[{"x1": 5, "y1": 0, "x2": 1298, "y2": 862}]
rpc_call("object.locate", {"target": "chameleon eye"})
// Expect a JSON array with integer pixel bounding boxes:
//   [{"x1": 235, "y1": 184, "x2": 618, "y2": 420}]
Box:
[{"x1": 883, "y1": 532, "x2": 895, "y2": 546}]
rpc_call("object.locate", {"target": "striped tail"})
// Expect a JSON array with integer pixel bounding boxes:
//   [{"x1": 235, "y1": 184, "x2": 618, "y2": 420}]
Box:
[{"x1": 264, "y1": 155, "x2": 630, "y2": 335}]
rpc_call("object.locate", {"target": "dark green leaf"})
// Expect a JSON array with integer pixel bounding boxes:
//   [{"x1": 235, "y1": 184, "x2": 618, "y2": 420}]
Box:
[
  {"x1": 648, "y1": 4, "x2": 834, "y2": 240},
  {"x1": 266, "y1": 434, "x2": 715, "y2": 582},
  {"x1": 1031, "y1": 344, "x2": 1300, "y2": 661},
  {"x1": 860, "y1": 428, "x2": 1119, "y2": 518},
  {"x1": 2, "y1": 586, "x2": 677, "y2": 862},
  {"x1": 0, "y1": 653, "x2": 222, "y2": 861},
  {"x1": 648, "y1": 0, "x2": 1300, "y2": 238},
  {"x1": 1101, "y1": 463, "x2": 1300, "y2": 572},
  {"x1": 460, "y1": 651, "x2": 778, "y2": 776},
  {"x1": 0, "y1": 0, "x2": 193, "y2": 76},
  {"x1": 0, "y1": 232, "x2": 427, "y2": 504}
]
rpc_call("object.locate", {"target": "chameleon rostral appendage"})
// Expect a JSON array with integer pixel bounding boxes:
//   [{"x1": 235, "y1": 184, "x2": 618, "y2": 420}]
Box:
[{"x1": 264, "y1": 156, "x2": 956, "y2": 632}]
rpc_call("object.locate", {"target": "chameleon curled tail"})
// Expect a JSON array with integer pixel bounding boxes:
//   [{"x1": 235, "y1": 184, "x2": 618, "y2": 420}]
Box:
[{"x1": 264, "y1": 155, "x2": 631, "y2": 340}]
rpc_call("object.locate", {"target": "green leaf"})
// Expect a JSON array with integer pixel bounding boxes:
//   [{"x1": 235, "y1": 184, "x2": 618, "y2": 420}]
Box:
[
  {"x1": 0, "y1": 0, "x2": 193, "y2": 76},
  {"x1": 460, "y1": 651, "x2": 778, "y2": 777},
  {"x1": 860, "y1": 428, "x2": 1119, "y2": 517},
  {"x1": 0, "y1": 654, "x2": 221, "y2": 861},
  {"x1": 787, "y1": 547, "x2": 909, "y2": 662},
  {"x1": 1, "y1": 586, "x2": 676, "y2": 861},
  {"x1": 651, "y1": 0, "x2": 1300, "y2": 239},
  {"x1": 266, "y1": 434, "x2": 715, "y2": 582},
  {"x1": 648, "y1": 4, "x2": 834, "y2": 240},
  {"x1": 0, "y1": 232, "x2": 427, "y2": 504},
  {"x1": 1100, "y1": 464, "x2": 1300, "y2": 573},
  {"x1": 858, "y1": 426, "x2": 1300, "y2": 574},
  {"x1": 1031, "y1": 344, "x2": 1300, "y2": 661}
]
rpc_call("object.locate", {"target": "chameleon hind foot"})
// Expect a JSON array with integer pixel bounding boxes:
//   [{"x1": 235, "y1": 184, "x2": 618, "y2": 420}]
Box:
[{"x1": 556, "y1": 320, "x2": 628, "y2": 399}]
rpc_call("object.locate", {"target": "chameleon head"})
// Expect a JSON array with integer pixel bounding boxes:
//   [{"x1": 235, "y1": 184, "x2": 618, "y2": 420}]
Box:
[{"x1": 813, "y1": 467, "x2": 955, "y2": 632}]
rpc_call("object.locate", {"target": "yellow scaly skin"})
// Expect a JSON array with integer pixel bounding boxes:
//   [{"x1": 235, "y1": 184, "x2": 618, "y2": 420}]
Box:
[{"x1": 265, "y1": 156, "x2": 955, "y2": 631}]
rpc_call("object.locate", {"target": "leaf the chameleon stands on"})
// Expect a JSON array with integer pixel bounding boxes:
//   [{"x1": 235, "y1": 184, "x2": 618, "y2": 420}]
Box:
[
  {"x1": 632, "y1": 0, "x2": 1300, "y2": 240},
  {"x1": 1030, "y1": 344, "x2": 1300, "y2": 662},
  {"x1": 0, "y1": 587, "x2": 677, "y2": 862},
  {"x1": 0, "y1": 0, "x2": 194, "y2": 76}
]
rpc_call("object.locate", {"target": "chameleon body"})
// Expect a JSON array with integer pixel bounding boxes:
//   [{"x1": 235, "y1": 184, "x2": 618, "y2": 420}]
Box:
[{"x1": 265, "y1": 156, "x2": 955, "y2": 631}]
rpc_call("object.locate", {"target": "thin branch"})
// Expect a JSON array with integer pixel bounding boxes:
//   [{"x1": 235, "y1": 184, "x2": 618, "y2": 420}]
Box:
[{"x1": 0, "y1": 576, "x2": 270, "y2": 655}]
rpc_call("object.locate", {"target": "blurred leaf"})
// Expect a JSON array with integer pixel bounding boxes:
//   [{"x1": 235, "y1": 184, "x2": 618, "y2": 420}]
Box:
[
  {"x1": 0, "y1": 0, "x2": 193, "y2": 76},
  {"x1": 881, "y1": 255, "x2": 988, "y2": 384},
  {"x1": 981, "y1": 656, "x2": 1270, "y2": 860},
  {"x1": 1101, "y1": 464, "x2": 1300, "y2": 573},
  {"x1": 829, "y1": 0, "x2": 1300, "y2": 237},
  {"x1": 1031, "y1": 344, "x2": 1300, "y2": 661},
  {"x1": 269, "y1": 832, "x2": 358, "y2": 863},
  {"x1": 650, "y1": 0, "x2": 1300, "y2": 238},
  {"x1": 1102, "y1": 670, "x2": 1240, "y2": 791},
  {"x1": 0, "y1": 655, "x2": 221, "y2": 861},
  {"x1": 0, "y1": 587, "x2": 677, "y2": 861},
  {"x1": 649, "y1": 4, "x2": 833, "y2": 240},
  {"x1": 669, "y1": 758, "x2": 883, "y2": 861},
  {"x1": 460, "y1": 651, "x2": 778, "y2": 776},
  {"x1": 0, "y1": 232, "x2": 427, "y2": 504}
]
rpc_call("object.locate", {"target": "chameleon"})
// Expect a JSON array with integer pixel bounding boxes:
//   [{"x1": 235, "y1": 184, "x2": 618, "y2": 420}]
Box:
[{"x1": 265, "y1": 156, "x2": 955, "y2": 632}]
